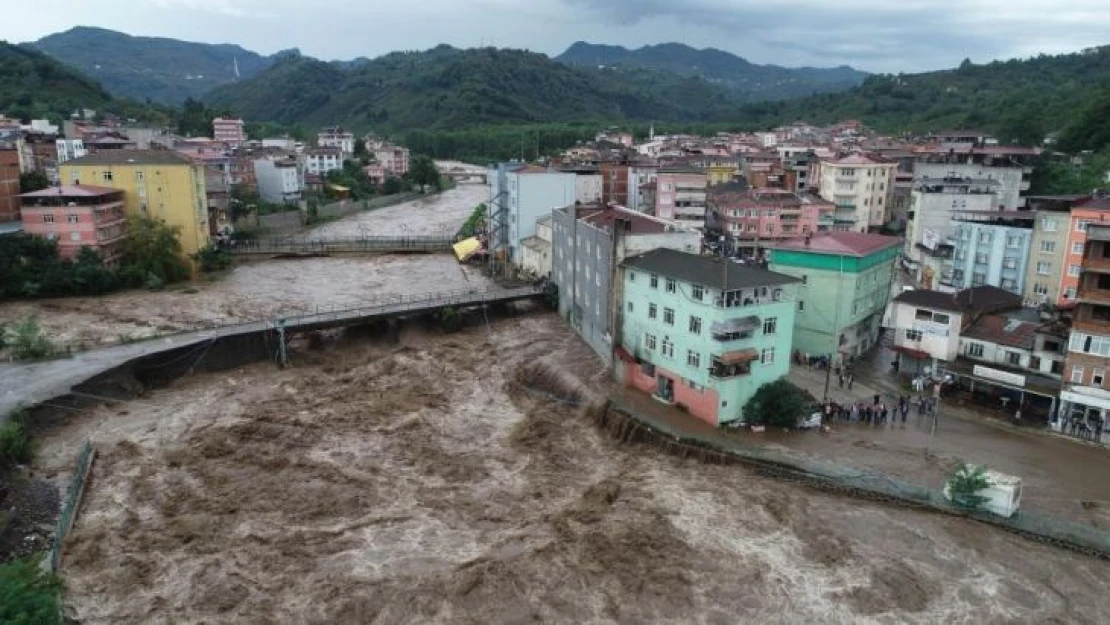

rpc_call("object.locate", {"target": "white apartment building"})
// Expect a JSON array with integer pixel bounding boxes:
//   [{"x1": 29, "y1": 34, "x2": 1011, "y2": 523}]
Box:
[
  {"x1": 55, "y1": 138, "x2": 87, "y2": 164},
  {"x1": 817, "y1": 154, "x2": 896, "y2": 230},
  {"x1": 304, "y1": 147, "x2": 343, "y2": 176},
  {"x1": 318, "y1": 127, "x2": 355, "y2": 157},
  {"x1": 253, "y1": 158, "x2": 303, "y2": 204}
]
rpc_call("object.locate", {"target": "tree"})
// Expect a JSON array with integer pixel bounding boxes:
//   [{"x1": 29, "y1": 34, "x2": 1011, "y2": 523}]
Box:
[
  {"x1": 18, "y1": 171, "x2": 49, "y2": 194},
  {"x1": 382, "y1": 176, "x2": 405, "y2": 195},
  {"x1": 10, "y1": 318, "x2": 56, "y2": 360},
  {"x1": 353, "y1": 138, "x2": 368, "y2": 158},
  {"x1": 176, "y1": 97, "x2": 214, "y2": 137},
  {"x1": 194, "y1": 244, "x2": 232, "y2": 273},
  {"x1": 119, "y1": 215, "x2": 190, "y2": 286},
  {"x1": 743, "y1": 379, "x2": 810, "y2": 427},
  {"x1": 408, "y1": 155, "x2": 441, "y2": 192},
  {"x1": 0, "y1": 557, "x2": 62, "y2": 625},
  {"x1": 946, "y1": 463, "x2": 991, "y2": 511}
]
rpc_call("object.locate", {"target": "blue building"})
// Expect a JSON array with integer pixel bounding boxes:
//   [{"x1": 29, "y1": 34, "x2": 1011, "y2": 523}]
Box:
[{"x1": 947, "y1": 215, "x2": 1034, "y2": 295}]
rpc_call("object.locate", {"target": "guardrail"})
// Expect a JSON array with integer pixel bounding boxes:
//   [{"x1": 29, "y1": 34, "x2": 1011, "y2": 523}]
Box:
[
  {"x1": 48, "y1": 441, "x2": 95, "y2": 572},
  {"x1": 229, "y1": 235, "x2": 456, "y2": 255}
]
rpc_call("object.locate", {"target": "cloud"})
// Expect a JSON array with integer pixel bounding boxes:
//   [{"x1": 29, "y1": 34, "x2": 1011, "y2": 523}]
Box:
[{"x1": 147, "y1": 0, "x2": 251, "y2": 18}]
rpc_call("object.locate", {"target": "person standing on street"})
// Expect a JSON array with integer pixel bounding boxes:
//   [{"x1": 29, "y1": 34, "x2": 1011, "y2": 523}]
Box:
[
  {"x1": 847, "y1": 373, "x2": 854, "y2": 390},
  {"x1": 901, "y1": 401, "x2": 909, "y2": 424}
]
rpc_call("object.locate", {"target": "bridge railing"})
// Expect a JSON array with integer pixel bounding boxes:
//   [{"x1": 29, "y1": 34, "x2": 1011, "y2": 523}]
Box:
[
  {"x1": 275, "y1": 287, "x2": 539, "y2": 327},
  {"x1": 230, "y1": 235, "x2": 456, "y2": 254}
]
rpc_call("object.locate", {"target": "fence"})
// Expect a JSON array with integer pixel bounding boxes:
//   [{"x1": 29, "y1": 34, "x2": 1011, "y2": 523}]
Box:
[
  {"x1": 48, "y1": 441, "x2": 96, "y2": 572},
  {"x1": 600, "y1": 401, "x2": 1110, "y2": 559}
]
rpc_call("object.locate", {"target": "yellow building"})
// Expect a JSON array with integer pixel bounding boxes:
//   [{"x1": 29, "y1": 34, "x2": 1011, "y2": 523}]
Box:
[
  {"x1": 59, "y1": 150, "x2": 210, "y2": 255},
  {"x1": 706, "y1": 163, "x2": 738, "y2": 187}
]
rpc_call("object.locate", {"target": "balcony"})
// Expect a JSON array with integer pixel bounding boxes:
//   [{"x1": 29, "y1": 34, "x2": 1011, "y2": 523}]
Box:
[
  {"x1": 1084, "y1": 256, "x2": 1110, "y2": 274},
  {"x1": 711, "y1": 316, "x2": 760, "y2": 341},
  {"x1": 709, "y1": 350, "x2": 758, "y2": 379}
]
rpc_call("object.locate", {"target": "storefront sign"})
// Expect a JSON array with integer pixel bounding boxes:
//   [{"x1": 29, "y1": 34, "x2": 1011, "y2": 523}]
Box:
[
  {"x1": 922, "y1": 228, "x2": 940, "y2": 251},
  {"x1": 913, "y1": 321, "x2": 949, "y2": 337},
  {"x1": 973, "y1": 365, "x2": 1026, "y2": 388}
]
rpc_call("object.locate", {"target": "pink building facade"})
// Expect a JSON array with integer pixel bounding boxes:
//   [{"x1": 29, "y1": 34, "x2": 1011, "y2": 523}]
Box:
[
  {"x1": 363, "y1": 163, "x2": 386, "y2": 186},
  {"x1": 19, "y1": 185, "x2": 127, "y2": 265},
  {"x1": 212, "y1": 117, "x2": 246, "y2": 146},
  {"x1": 710, "y1": 185, "x2": 834, "y2": 255},
  {"x1": 373, "y1": 145, "x2": 410, "y2": 177}
]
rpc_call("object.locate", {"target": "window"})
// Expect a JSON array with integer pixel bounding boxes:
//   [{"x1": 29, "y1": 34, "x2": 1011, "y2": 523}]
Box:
[
  {"x1": 801, "y1": 275, "x2": 808, "y2": 285},
  {"x1": 1033, "y1": 283, "x2": 1049, "y2": 297},
  {"x1": 1006, "y1": 351, "x2": 1022, "y2": 366},
  {"x1": 915, "y1": 309, "x2": 934, "y2": 321},
  {"x1": 650, "y1": 274, "x2": 659, "y2": 289},
  {"x1": 666, "y1": 278, "x2": 676, "y2": 293},
  {"x1": 1003, "y1": 258, "x2": 1018, "y2": 270},
  {"x1": 649, "y1": 303, "x2": 657, "y2": 319},
  {"x1": 101, "y1": 171, "x2": 113, "y2": 182},
  {"x1": 1065, "y1": 287, "x2": 1077, "y2": 299},
  {"x1": 1007, "y1": 236, "x2": 1020, "y2": 248},
  {"x1": 978, "y1": 232, "x2": 991, "y2": 244},
  {"x1": 42, "y1": 214, "x2": 55, "y2": 224},
  {"x1": 763, "y1": 317, "x2": 778, "y2": 335},
  {"x1": 1077, "y1": 219, "x2": 1092, "y2": 232},
  {"x1": 644, "y1": 333, "x2": 657, "y2": 350},
  {"x1": 967, "y1": 343, "x2": 984, "y2": 358},
  {"x1": 692, "y1": 285, "x2": 704, "y2": 301},
  {"x1": 66, "y1": 214, "x2": 79, "y2": 223},
  {"x1": 761, "y1": 348, "x2": 775, "y2": 365},
  {"x1": 1071, "y1": 366, "x2": 1085, "y2": 384},
  {"x1": 933, "y1": 313, "x2": 950, "y2": 325},
  {"x1": 1040, "y1": 241, "x2": 1056, "y2": 253},
  {"x1": 1069, "y1": 264, "x2": 1082, "y2": 278},
  {"x1": 1001, "y1": 279, "x2": 1017, "y2": 291},
  {"x1": 687, "y1": 350, "x2": 701, "y2": 368},
  {"x1": 1073, "y1": 242, "x2": 1085, "y2": 255},
  {"x1": 69, "y1": 232, "x2": 81, "y2": 241},
  {"x1": 1036, "y1": 261, "x2": 1051, "y2": 275},
  {"x1": 1042, "y1": 218, "x2": 1057, "y2": 232},
  {"x1": 627, "y1": 302, "x2": 634, "y2": 313},
  {"x1": 663, "y1": 308, "x2": 675, "y2": 326},
  {"x1": 975, "y1": 253, "x2": 989, "y2": 265},
  {"x1": 798, "y1": 300, "x2": 805, "y2": 311},
  {"x1": 1095, "y1": 368, "x2": 1106, "y2": 386},
  {"x1": 662, "y1": 338, "x2": 674, "y2": 358},
  {"x1": 905, "y1": 329, "x2": 923, "y2": 342},
  {"x1": 1069, "y1": 332, "x2": 1110, "y2": 356},
  {"x1": 689, "y1": 316, "x2": 702, "y2": 335},
  {"x1": 135, "y1": 170, "x2": 145, "y2": 181},
  {"x1": 628, "y1": 272, "x2": 635, "y2": 282}
]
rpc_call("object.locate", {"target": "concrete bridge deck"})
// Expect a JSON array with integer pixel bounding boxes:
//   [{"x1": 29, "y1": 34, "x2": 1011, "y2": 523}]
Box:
[{"x1": 0, "y1": 286, "x2": 542, "y2": 418}]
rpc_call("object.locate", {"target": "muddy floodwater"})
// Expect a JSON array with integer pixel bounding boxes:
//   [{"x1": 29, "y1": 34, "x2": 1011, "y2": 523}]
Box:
[
  {"x1": 32, "y1": 314, "x2": 1110, "y2": 624},
  {"x1": 307, "y1": 181, "x2": 486, "y2": 238}
]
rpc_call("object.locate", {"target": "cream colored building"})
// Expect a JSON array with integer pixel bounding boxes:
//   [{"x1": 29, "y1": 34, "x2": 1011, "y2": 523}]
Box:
[{"x1": 817, "y1": 154, "x2": 896, "y2": 231}]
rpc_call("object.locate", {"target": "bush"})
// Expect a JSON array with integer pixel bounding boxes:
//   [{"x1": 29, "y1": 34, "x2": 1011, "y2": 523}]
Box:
[
  {"x1": 10, "y1": 319, "x2": 55, "y2": 361},
  {"x1": 743, "y1": 379, "x2": 809, "y2": 427},
  {"x1": 143, "y1": 272, "x2": 165, "y2": 292},
  {"x1": 0, "y1": 557, "x2": 62, "y2": 625},
  {"x1": 946, "y1": 463, "x2": 991, "y2": 511},
  {"x1": 458, "y1": 203, "x2": 487, "y2": 239},
  {"x1": 0, "y1": 411, "x2": 32, "y2": 468},
  {"x1": 194, "y1": 245, "x2": 232, "y2": 273},
  {"x1": 436, "y1": 306, "x2": 460, "y2": 333},
  {"x1": 0, "y1": 322, "x2": 7, "y2": 350}
]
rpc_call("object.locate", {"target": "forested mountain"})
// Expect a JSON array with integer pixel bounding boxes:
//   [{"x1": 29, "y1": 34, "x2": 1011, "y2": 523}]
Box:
[
  {"x1": 738, "y1": 46, "x2": 1110, "y2": 144},
  {"x1": 205, "y1": 46, "x2": 746, "y2": 132},
  {"x1": 0, "y1": 41, "x2": 112, "y2": 121},
  {"x1": 30, "y1": 27, "x2": 275, "y2": 103},
  {"x1": 557, "y1": 41, "x2": 868, "y2": 100}
]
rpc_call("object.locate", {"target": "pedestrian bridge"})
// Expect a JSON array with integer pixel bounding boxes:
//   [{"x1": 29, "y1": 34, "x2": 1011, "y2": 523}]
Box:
[
  {"x1": 229, "y1": 235, "x2": 456, "y2": 256},
  {"x1": 442, "y1": 171, "x2": 488, "y2": 184},
  {"x1": 0, "y1": 286, "x2": 545, "y2": 419}
]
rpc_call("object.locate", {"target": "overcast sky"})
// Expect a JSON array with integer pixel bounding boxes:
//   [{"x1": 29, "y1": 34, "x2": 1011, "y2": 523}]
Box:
[{"x1": 4, "y1": 0, "x2": 1108, "y2": 73}]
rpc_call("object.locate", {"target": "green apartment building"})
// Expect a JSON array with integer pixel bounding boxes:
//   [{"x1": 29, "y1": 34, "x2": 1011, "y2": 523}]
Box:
[
  {"x1": 769, "y1": 232, "x2": 901, "y2": 363},
  {"x1": 617, "y1": 248, "x2": 800, "y2": 426}
]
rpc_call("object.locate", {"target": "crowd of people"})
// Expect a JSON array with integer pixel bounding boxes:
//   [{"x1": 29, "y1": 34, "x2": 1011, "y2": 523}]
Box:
[{"x1": 819, "y1": 393, "x2": 938, "y2": 428}]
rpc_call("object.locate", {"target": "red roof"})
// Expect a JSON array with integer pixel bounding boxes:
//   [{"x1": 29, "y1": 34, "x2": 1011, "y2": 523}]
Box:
[
  {"x1": 19, "y1": 184, "x2": 121, "y2": 198},
  {"x1": 771, "y1": 232, "x2": 901, "y2": 257}
]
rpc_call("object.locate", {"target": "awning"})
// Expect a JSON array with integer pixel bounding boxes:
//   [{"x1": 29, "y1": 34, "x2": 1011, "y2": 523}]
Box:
[
  {"x1": 891, "y1": 345, "x2": 930, "y2": 360},
  {"x1": 452, "y1": 237, "x2": 482, "y2": 262},
  {"x1": 711, "y1": 316, "x2": 760, "y2": 335},
  {"x1": 717, "y1": 349, "x2": 759, "y2": 365}
]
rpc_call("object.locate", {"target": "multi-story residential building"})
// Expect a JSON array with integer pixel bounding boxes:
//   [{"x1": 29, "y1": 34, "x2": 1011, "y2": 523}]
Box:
[
  {"x1": 626, "y1": 161, "x2": 659, "y2": 212},
  {"x1": 1023, "y1": 196, "x2": 1085, "y2": 306},
  {"x1": 945, "y1": 215, "x2": 1034, "y2": 294},
  {"x1": 889, "y1": 289, "x2": 972, "y2": 365},
  {"x1": 304, "y1": 147, "x2": 344, "y2": 176},
  {"x1": 769, "y1": 232, "x2": 900, "y2": 362},
  {"x1": 1059, "y1": 223, "x2": 1110, "y2": 442},
  {"x1": 487, "y1": 164, "x2": 577, "y2": 269},
  {"x1": 372, "y1": 143, "x2": 410, "y2": 177},
  {"x1": 903, "y1": 176, "x2": 1001, "y2": 281},
  {"x1": 18, "y1": 185, "x2": 128, "y2": 264},
  {"x1": 912, "y1": 145, "x2": 1037, "y2": 211},
  {"x1": 262, "y1": 137, "x2": 298, "y2": 151},
  {"x1": 520, "y1": 215, "x2": 552, "y2": 279},
  {"x1": 709, "y1": 184, "x2": 834, "y2": 257},
  {"x1": 0, "y1": 147, "x2": 19, "y2": 222},
  {"x1": 59, "y1": 150, "x2": 210, "y2": 255},
  {"x1": 817, "y1": 154, "x2": 896, "y2": 231},
  {"x1": 560, "y1": 165, "x2": 602, "y2": 204},
  {"x1": 253, "y1": 158, "x2": 303, "y2": 204},
  {"x1": 617, "y1": 248, "x2": 799, "y2": 425},
  {"x1": 552, "y1": 205, "x2": 701, "y2": 364},
  {"x1": 599, "y1": 162, "x2": 630, "y2": 206},
  {"x1": 655, "y1": 169, "x2": 708, "y2": 230},
  {"x1": 318, "y1": 126, "x2": 355, "y2": 157},
  {"x1": 363, "y1": 163, "x2": 386, "y2": 186},
  {"x1": 1059, "y1": 195, "x2": 1110, "y2": 305},
  {"x1": 55, "y1": 138, "x2": 87, "y2": 164},
  {"x1": 212, "y1": 117, "x2": 246, "y2": 146}
]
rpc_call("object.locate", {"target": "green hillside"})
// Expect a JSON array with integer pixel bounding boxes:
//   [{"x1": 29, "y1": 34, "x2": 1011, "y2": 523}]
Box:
[
  {"x1": 30, "y1": 26, "x2": 274, "y2": 103},
  {"x1": 557, "y1": 41, "x2": 867, "y2": 100},
  {"x1": 0, "y1": 41, "x2": 112, "y2": 121},
  {"x1": 204, "y1": 46, "x2": 746, "y2": 132}
]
